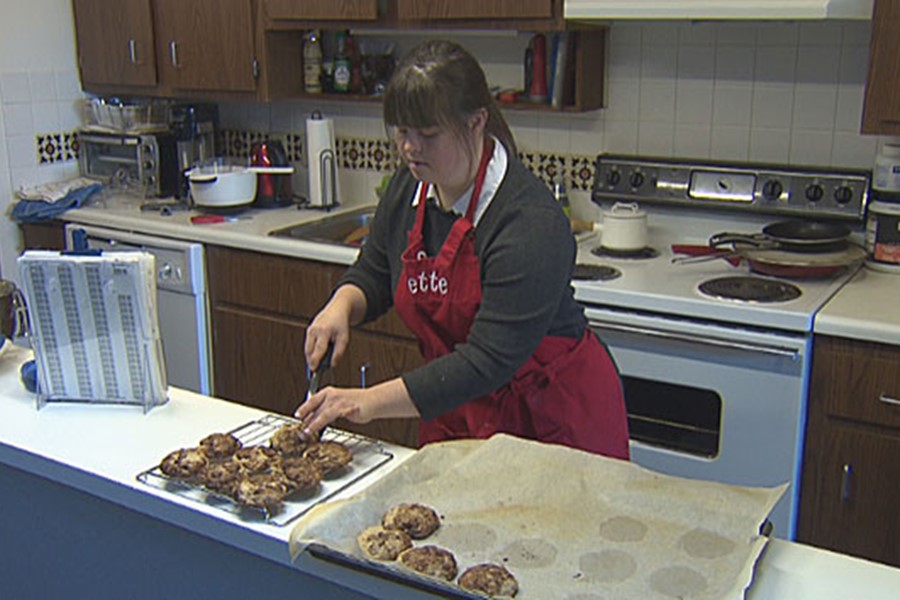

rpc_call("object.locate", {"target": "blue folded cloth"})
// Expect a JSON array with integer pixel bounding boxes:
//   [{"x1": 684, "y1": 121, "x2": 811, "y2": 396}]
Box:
[{"x1": 12, "y1": 182, "x2": 103, "y2": 223}]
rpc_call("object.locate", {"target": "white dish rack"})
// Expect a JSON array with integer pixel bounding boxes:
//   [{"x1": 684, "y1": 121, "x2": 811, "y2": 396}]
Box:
[{"x1": 17, "y1": 250, "x2": 167, "y2": 412}]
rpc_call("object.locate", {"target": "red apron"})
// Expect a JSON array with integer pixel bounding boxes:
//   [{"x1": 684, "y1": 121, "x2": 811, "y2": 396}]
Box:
[{"x1": 393, "y1": 140, "x2": 629, "y2": 459}]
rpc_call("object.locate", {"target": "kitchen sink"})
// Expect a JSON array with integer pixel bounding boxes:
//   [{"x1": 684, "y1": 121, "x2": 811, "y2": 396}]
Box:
[{"x1": 268, "y1": 205, "x2": 376, "y2": 247}]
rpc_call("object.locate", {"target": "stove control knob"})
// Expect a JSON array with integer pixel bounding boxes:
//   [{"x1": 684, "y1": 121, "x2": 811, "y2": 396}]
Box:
[
  {"x1": 629, "y1": 171, "x2": 645, "y2": 189},
  {"x1": 761, "y1": 179, "x2": 783, "y2": 201},
  {"x1": 805, "y1": 183, "x2": 825, "y2": 202},
  {"x1": 606, "y1": 170, "x2": 622, "y2": 187},
  {"x1": 834, "y1": 185, "x2": 854, "y2": 204}
]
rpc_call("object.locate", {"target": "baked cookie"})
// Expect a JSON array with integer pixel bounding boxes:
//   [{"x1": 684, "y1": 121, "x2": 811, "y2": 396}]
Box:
[
  {"x1": 458, "y1": 564, "x2": 519, "y2": 598},
  {"x1": 382, "y1": 503, "x2": 441, "y2": 539},
  {"x1": 234, "y1": 446, "x2": 282, "y2": 474},
  {"x1": 235, "y1": 472, "x2": 290, "y2": 509},
  {"x1": 269, "y1": 423, "x2": 309, "y2": 456},
  {"x1": 303, "y1": 441, "x2": 352, "y2": 474},
  {"x1": 398, "y1": 545, "x2": 458, "y2": 581},
  {"x1": 159, "y1": 447, "x2": 208, "y2": 479},
  {"x1": 279, "y1": 456, "x2": 322, "y2": 493},
  {"x1": 356, "y1": 526, "x2": 412, "y2": 561},
  {"x1": 201, "y1": 458, "x2": 242, "y2": 496},
  {"x1": 198, "y1": 432, "x2": 242, "y2": 458}
]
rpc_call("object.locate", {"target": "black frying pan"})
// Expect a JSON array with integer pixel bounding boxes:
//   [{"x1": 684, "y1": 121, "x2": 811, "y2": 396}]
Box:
[{"x1": 709, "y1": 220, "x2": 851, "y2": 253}]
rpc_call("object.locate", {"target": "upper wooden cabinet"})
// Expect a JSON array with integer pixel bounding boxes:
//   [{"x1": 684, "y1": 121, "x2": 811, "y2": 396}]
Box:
[
  {"x1": 73, "y1": 0, "x2": 158, "y2": 87},
  {"x1": 264, "y1": 0, "x2": 380, "y2": 21},
  {"x1": 263, "y1": 0, "x2": 563, "y2": 30},
  {"x1": 154, "y1": 0, "x2": 257, "y2": 93},
  {"x1": 73, "y1": 0, "x2": 265, "y2": 97},
  {"x1": 862, "y1": 0, "x2": 900, "y2": 135},
  {"x1": 397, "y1": 0, "x2": 554, "y2": 21}
]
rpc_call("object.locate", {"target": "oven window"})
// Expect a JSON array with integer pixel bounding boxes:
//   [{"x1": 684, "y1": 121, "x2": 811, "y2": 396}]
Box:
[{"x1": 622, "y1": 376, "x2": 721, "y2": 458}]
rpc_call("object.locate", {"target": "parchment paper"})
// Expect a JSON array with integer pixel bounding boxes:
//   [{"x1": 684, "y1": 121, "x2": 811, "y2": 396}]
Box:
[{"x1": 290, "y1": 434, "x2": 786, "y2": 599}]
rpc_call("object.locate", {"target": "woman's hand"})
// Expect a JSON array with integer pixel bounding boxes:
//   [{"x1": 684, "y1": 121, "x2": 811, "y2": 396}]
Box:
[
  {"x1": 305, "y1": 284, "x2": 367, "y2": 371},
  {"x1": 294, "y1": 379, "x2": 421, "y2": 439}
]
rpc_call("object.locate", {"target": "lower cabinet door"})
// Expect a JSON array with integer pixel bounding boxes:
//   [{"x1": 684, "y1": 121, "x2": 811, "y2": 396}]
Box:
[
  {"x1": 798, "y1": 425, "x2": 900, "y2": 567},
  {"x1": 331, "y1": 328, "x2": 424, "y2": 448},
  {"x1": 212, "y1": 305, "x2": 307, "y2": 417}
]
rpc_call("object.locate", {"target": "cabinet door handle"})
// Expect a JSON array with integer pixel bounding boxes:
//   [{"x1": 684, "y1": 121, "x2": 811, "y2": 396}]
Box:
[
  {"x1": 128, "y1": 39, "x2": 137, "y2": 64},
  {"x1": 169, "y1": 41, "x2": 180, "y2": 67},
  {"x1": 359, "y1": 364, "x2": 369, "y2": 389},
  {"x1": 879, "y1": 393, "x2": 900, "y2": 407},
  {"x1": 841, "y1": 463, "x2": 852, "y2": 502}
]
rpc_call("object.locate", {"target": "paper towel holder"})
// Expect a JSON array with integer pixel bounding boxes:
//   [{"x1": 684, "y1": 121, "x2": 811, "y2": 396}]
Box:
[
  {"x1": 306, "y1": 110, "x2": 339, "y2": 210},
  {"x1": 317, "y1": 146, "x2": 338, "y2": 209}
]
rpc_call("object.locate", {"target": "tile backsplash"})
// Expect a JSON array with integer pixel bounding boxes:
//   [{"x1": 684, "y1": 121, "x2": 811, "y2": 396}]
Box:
[{"x1": 218, "y1": 20, "x2": 883, "y2": 206}]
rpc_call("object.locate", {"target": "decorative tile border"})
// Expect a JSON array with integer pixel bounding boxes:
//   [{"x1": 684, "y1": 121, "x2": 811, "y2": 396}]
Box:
[
  {"x1": 222, "y1": 129, "x2": 596, "y2": 193},
  {"x1": 36, "y1": 128, "x2": 596, "y2": 193},
  {"x1": 36, "y1": 131, "x2": 79, "y2": 164}
]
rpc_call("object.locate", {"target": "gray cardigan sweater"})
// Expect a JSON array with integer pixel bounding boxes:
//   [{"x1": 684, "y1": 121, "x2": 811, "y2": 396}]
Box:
[{"x1": 337, "y1": 156, "x2": 586, "y2": 421}]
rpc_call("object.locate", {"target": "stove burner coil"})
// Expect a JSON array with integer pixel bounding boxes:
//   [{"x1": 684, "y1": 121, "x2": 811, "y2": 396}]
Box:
[
  {"x1": 698, "y1": 276, "x2": 802, "y2": 303},
  {"x1": 572, "y1": 264, "x2": 622, "y2": 281},
  {"x1": 591, "y1": 246, "x2": 660, "y2": 260}
]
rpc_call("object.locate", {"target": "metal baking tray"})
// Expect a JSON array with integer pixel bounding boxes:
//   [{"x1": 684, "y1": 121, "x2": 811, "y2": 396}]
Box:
[{"x1": 136, "y1": 414, "x2": 394, "y2": 526}]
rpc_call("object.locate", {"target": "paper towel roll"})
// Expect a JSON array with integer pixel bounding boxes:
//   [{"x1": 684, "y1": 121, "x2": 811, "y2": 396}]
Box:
[{"x1": 306, "y1": 114, "x2": 338, "y2": 207}]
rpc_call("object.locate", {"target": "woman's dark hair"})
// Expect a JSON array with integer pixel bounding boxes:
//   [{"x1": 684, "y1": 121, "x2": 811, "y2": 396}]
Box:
[{"x1": 383, "y1": 39, "x2": 517, "y2": 157}]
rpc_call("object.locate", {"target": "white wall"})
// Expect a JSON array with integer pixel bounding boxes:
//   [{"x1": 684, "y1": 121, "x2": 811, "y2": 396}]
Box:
[
  {"x1": 219, "y1": 20, "x2": 884, "y2": 219},
  {"x1": 0, "y1": 0, "x2": 82, "y2": 282}
]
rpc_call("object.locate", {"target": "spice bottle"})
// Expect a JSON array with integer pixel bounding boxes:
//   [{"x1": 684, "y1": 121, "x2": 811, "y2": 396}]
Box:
[{"x1": 303, "y1": 30, "x2": 323, "y2": 94}]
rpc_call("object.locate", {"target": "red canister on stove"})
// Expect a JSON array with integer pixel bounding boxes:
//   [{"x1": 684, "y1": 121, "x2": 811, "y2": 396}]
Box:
[{"x1": 250, "y1": 140, "x2": 293, "y2": 208}]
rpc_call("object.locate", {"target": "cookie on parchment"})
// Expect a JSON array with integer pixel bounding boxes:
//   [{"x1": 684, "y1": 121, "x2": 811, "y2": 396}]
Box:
[
  {"x1": 398, "y1": 545, "x2": 458, "y2": 581},
  {"x1": 356, "y1": 525, "x2": 412, "y2": 561},
  {"x1": 458, "y1": 563, "x2": 519, "y2": 598},
  {"x1": 382, "y1": 503, "x2": 441, "y2": 539}
]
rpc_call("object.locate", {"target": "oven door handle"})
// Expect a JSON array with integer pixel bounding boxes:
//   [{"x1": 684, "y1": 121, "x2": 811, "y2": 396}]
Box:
[{"x1": 589, "y1": 320, "x2": 801, "y2": 360}]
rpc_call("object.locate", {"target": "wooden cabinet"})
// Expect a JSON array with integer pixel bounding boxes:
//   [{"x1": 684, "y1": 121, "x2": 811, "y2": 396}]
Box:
[
  {"x1": 797, "y1": 335, "x2": 900, "y2": 567},
  {"x1": 73, "y1": 0, "x2": 158, "y2": 88},
  {"x1": 264, "y1": 0, "x2": 380, "y2": 22},
  {"x1": 395, "y1": 0, "x2": 560, "y2": 29},
  {"x1": 862, "y1": 0, "x2": 900, "y2": 135},
  {"x1": 20, "y1": 222, "x2": 66, "y2": 251},
  {"x1": 154, "y1": 0, "x2": 257, "y2": 93},
  {"x1": 73, "y1": 0, "x2": 268, "y2": 97},
  {"x1": 206, "y1": 246, "x2": 423, "y2": 447}
]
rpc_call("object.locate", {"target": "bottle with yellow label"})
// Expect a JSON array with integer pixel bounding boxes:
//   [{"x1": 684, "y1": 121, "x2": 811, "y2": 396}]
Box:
[{"x1": 303, "y1": 30, "x2": 323, "y2": 94}]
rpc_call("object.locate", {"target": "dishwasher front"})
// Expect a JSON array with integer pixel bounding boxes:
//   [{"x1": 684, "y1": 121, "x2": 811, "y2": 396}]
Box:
[{"x1": 64, "y1": 224, "x2": 212, "y2": 395}]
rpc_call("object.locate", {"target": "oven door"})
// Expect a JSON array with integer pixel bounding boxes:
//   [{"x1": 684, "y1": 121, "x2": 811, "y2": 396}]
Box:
[{"x1": 585, "y1": 306, "x2": 810, "y2": 540}]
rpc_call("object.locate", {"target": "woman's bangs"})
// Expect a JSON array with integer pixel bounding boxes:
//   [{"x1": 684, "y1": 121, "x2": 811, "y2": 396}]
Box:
[{"x1": 384, "y1": 73, "x2": 448, "y2": 130}]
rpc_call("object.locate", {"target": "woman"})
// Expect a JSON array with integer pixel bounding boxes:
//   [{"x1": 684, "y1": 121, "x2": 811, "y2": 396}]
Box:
[{"x1": 295, "y1": 40, "x2": 629, "y2": 459}]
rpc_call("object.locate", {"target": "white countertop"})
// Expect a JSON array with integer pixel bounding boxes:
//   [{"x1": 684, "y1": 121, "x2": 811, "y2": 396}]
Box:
[
  {"x1": 59, "y1": 195, "x2": 900, "y2": 347},
  {"x1": 2, "y1": 341, "x2": 900, "y2": 599},
  {"x1": 814, "y1": 265, "x2": 900, "y2": 345},
  {"x1": 61, "y1": 195, "x2": 364, "y2": 265}
]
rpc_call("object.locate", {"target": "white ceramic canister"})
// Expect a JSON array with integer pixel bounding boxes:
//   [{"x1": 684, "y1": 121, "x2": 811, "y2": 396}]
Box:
[
  {"x1": 597, "y1": 202, "x2": 648, "y2": 251},
  {"x1": 865, "y1": 201, "x2": 900, "y2": 271}
]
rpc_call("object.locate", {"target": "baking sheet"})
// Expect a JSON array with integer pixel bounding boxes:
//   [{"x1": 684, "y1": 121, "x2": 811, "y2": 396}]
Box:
[
  {"x1": 137, "y1": 414, "x2": 393, "y2": 526},
  {"x1": 290, "y1": 434, "x2": 786, "y2": 599}
]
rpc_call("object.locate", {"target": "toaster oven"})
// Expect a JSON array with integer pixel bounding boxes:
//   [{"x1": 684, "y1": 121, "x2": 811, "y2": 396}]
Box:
[{"x1": 78, "y1": 131, "x2": 179, "y2": 198}]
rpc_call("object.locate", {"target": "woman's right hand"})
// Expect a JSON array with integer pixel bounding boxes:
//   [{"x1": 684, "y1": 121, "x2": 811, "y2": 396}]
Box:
[{"x1": 304, "y1": 284, "x2": 368, "y2": 372}]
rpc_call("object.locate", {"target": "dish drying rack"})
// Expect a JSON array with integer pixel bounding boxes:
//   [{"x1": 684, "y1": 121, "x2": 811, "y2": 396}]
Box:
[{"x1": 137, "y1": 414, "x2": 394, "y2": 527}]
